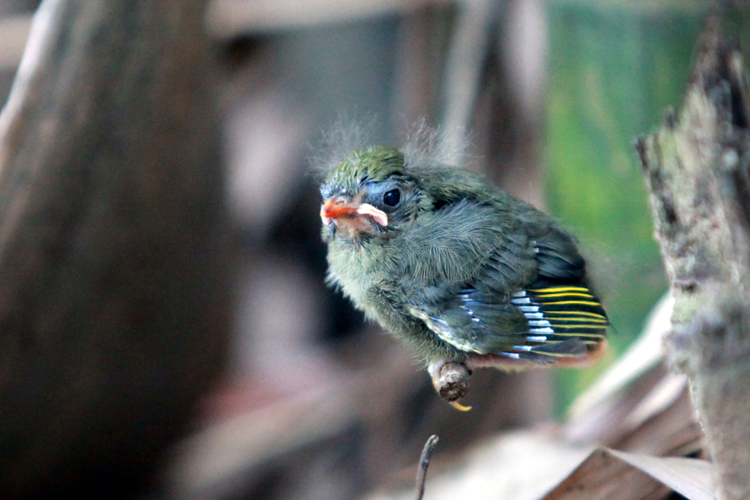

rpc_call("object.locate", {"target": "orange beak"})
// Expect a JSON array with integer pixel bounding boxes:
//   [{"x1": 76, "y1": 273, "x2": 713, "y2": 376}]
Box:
[{"x1": 320, "y1": 198, "x2": 388, "y2": 227}]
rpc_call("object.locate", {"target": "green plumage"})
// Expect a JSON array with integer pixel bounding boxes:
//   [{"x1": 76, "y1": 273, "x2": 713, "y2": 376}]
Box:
[{"x1": 320, "y1": 145, "x2": 607, "y2": 368}]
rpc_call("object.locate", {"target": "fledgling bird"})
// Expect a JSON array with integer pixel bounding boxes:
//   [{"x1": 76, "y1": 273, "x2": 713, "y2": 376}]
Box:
[{"x1": 319, "y1": 144, "x2": 608, "y2": 409}]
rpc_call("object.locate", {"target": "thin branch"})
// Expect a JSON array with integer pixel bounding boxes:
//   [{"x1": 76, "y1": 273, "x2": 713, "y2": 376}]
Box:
[{"x1": 415, "y1": 434, "x2": 440, "y2": 500}]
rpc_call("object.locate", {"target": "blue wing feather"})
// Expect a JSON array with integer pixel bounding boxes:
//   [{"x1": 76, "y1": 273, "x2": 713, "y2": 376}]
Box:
[{"x1": 407, "y1": 224, "x2": 608, "y2": 363}]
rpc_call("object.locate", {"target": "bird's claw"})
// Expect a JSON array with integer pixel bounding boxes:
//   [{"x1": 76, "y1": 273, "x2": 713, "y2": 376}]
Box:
[
  {"x1": 428, "y1": 360, "x2": 471, "y2": 411},
  {"x1": 449, "y1": 400, "x2": 472, "y2": 411}
]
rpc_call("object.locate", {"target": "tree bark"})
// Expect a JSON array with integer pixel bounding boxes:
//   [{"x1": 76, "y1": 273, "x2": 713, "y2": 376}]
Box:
[
  {"x1": 0, "y1": 1, "x2": 228, "y2": 498},
  {"x1": 636, "y1": 17, "x2": 750, "y2": 500}
]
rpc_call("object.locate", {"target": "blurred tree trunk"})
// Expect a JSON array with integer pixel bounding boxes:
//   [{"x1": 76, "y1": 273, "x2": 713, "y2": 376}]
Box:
[
  {"x1": 0, "y1": 0, "x2": 228, "y2": 498},
  {"x1": 0, "y1": 0, "x2": 40, "y2": 16},
  {"x1": 637, "y1": 15, "x2": 750, "y2": 500}
]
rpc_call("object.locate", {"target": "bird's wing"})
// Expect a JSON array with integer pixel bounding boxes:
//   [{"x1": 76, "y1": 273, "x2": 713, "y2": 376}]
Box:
[{"x1": 406, "y1": 223, "x2": 608, "y2": 364}]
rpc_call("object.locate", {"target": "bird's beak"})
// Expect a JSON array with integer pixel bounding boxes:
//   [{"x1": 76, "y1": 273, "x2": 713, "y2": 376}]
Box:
[{"x1": 320, "y1": 198, "x2": 388, "y2": 227}]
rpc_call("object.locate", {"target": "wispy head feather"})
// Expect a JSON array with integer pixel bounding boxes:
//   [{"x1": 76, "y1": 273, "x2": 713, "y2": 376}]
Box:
[
  {"x1": 308, "y1": 116, "x2": 380, "y2": 179},
  {"x1": 402, "y1": 119, "x2": 472, "y2": 169},
  {"x1": 311, "y1": 118, "x2": 472, "y2": 180}
]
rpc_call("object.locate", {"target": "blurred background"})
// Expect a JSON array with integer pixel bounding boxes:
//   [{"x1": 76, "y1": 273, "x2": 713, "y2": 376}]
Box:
[{"x1": 1, "y1": 0, "x2": 747, "y2": 498}]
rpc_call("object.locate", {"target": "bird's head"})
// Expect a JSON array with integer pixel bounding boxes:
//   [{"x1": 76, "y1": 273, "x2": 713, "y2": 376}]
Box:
[{"x1": 320, "y1": 146, "x2": 423, "y2": 244}]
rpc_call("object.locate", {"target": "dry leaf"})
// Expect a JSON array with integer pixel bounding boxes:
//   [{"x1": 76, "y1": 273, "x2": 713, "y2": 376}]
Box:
[
  {"x1": 543, "y1": 448, "x2": 714, "y2": 500},
  {"x1": 608, "y1": 449, "x2": 714, "y2": 500}
]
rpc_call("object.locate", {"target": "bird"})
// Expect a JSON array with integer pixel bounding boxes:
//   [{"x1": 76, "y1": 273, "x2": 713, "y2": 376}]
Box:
[{"x1": 319, "y1": 144, "x2": 608, "y2": 409}]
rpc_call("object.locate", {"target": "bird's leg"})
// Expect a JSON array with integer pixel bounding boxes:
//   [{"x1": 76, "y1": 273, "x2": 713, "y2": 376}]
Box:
[{"x1": 427, "y1": 360, "x2": 472, "y2": 411}]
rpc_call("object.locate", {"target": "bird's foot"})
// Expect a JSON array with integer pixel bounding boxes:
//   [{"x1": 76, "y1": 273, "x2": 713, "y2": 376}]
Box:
[{"x1": 427, "y1": 360, "x2": 472, "y2": 411}]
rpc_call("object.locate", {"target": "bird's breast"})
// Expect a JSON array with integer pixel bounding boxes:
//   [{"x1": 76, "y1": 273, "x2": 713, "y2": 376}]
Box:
[{"x1": 326, "y1": 240, "x2": 391, "y2": 307}]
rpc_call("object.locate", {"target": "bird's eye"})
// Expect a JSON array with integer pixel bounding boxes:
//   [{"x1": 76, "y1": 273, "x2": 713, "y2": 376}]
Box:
[{"x1": 382, "y1": 189, "x2": 401, "y2": 207}]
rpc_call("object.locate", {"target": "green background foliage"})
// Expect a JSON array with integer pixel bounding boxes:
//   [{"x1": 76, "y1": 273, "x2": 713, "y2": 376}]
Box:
[{"x1": 544, "y1": 4, "x2": 711, "y2": 411}]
